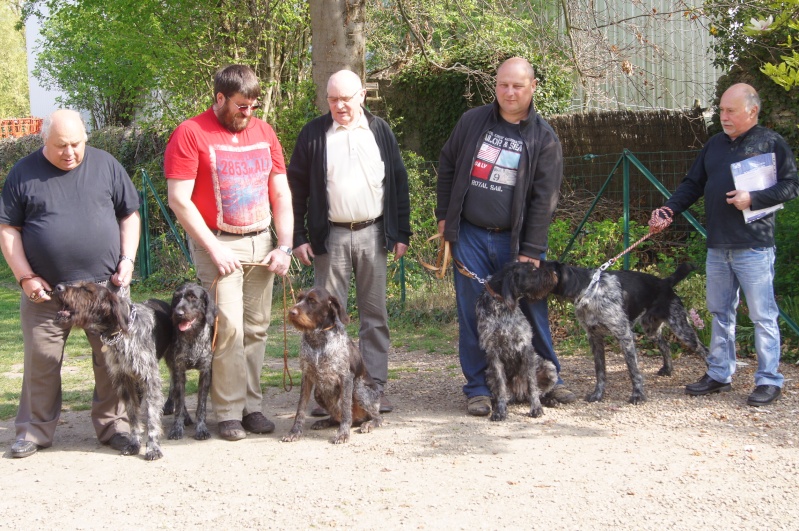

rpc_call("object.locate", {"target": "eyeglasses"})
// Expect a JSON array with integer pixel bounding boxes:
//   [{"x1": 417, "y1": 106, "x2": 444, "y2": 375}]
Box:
[
  {"x1": 326, "y1": 90, "x2": 361, "y2": 105},
  {"x1": 227, "y1": 98, "x2": 261, "y2": 111}
]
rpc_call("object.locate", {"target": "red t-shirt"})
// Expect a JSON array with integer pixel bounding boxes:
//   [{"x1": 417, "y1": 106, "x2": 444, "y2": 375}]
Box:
[{"x1": 164, "y1": 108, "x2": 286, "y2": 233}]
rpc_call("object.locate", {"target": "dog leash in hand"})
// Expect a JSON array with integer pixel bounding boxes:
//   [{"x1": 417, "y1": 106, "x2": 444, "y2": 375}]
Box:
[
  {"x1": 419, "y1": 233, "x2": 451, "y2": 279},
  {"x1": 586, "y1": 207, "x2": 675, "y2": 293}
]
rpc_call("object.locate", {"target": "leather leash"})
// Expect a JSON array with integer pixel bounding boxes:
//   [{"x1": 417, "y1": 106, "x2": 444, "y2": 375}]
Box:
[{"x1": 419, "y1": 233, "x2": 451, "y2": 279}]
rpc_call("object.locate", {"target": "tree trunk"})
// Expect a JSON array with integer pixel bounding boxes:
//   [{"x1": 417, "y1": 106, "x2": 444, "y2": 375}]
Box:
[{"x1": 309, "y1": 0, "x2": 365, "y2": 113}]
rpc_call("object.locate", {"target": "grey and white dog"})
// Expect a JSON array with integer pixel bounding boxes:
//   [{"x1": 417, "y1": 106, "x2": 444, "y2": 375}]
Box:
[
  {"x1": 476, "y1": 261, "x2": 559, "y2": 421},
  {"x1": 536, "y1": 260, "x2": 708, "y2": 404},
  {"x1": 281, "y1": 287, "x2": 382, "y2": 444},
  {"x1": 55, "y1": 282, "x2": 172, "y2": 460}
]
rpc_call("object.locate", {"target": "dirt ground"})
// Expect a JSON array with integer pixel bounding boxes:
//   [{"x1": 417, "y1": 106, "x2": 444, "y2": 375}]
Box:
[{"x1": 1, "y1": 347, "x2": 798, "y2": 530}]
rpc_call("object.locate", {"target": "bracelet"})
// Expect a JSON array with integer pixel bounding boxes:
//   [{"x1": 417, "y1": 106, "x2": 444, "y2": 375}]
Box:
[
  {"x1": 17, "y1": 273, "x2": 38, "y2": 287},
  {"x1": 119, "y1": 255, "x2": 135, "y2": 265}
]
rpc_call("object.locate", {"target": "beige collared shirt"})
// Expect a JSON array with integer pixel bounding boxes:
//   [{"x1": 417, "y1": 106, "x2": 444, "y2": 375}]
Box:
[{"x1": 325, "y1": 113, "x2": 385, "y2": 223}]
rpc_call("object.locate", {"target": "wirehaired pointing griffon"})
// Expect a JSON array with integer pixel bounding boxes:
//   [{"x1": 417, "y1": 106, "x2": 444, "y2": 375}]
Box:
[
  {"x1": 476, "y1": 261, "x2": 559, "y2": 421},
  {"x1": 162, "y1": 282, "x2": 216, "y2": 441},
  {"x1": 537, "y1": 260, "x2": 708, "y2": 404},
  {"x1": 281, "y1": 287, "x2": 382, "y2": 444},
  {"x1": 55, "y1": 282, "x2": 172, "y2": 460}
]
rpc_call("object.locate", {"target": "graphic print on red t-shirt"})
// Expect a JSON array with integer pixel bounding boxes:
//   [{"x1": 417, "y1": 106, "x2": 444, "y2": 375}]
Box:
[{"x1": 210, "y1": 143, "x2": 273, "y2": 231}]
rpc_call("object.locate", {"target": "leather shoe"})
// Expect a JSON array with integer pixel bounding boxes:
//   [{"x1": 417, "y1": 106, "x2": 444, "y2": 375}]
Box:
[
  {"x1": 747, "y1": 385, "x2": 781, "y2": 406},
  {"x1": 467, "y1": 395, "x2": 491, "y2": 416},
  {"x1": 218, "y1": 420, "x2": 247, "y2": 441},
  {"x1": 107, "y1": 433, "x2": 132, "y2": 451},
  {"x1": 549, "y1": 384, "x2": 577, "y2": 404},
  {"x1": 241, "y1": 412, "x2": 275, "y2": 434},
  {"x1": 379, "y1": 392, "x2": 394, "y2": 413},
  {"x1": 685, "y1": 374, "x2": 731, "y2": 396},
  {"x1": 11, "y1": 440, "x2": 40, "y2": 458}
]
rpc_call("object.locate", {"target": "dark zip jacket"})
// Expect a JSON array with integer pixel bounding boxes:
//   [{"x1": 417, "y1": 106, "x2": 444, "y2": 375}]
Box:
[
  {"x1": 287, "y1": 109, "x2": 411, "y2": 254},
  {"x1": 665, "y1": 125, "x2": 798, "y2": 248},
  {"x1": 436, "y1": 100, "x2": 563, "y2": 257}
]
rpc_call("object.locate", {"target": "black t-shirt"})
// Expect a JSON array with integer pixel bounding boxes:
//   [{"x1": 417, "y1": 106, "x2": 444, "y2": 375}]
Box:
[
  {"x1": 0, "y1": 146, "x2": 140, "y2": 285},
  {"x1": 462, "y1": 118, "x2": 523, "y2": 230}
]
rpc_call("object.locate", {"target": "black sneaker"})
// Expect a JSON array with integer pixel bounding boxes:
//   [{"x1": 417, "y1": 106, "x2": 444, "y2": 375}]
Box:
[{"x1": 747, "y1": 385, "x2": 781, "y2": 406}]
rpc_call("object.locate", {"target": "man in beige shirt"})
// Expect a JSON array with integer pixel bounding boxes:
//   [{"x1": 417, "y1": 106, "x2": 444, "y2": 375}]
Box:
[{"x1": 288, "y1": 70, "x2": 411, "y2": 413}]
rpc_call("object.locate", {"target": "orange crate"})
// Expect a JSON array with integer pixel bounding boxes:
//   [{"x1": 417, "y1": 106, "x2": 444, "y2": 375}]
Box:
[{"x1": 1, "y1": 118, "x2": 43, "y2": 139}]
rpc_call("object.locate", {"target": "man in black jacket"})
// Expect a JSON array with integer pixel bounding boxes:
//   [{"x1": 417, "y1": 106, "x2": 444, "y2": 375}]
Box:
[
  {"x1": 437, "y1": 57, "x2": 575, "y2": 416},
  {"x1": 288, "y1": 70, "x2": 411, "y2": 413},
  {"x1": 653, "y1": 83, "x2": 799, "y2": 407}
]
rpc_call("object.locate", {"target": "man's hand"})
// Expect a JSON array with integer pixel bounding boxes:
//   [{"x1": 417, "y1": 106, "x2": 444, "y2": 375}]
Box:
[
  {"x1": 726, "y1": 190, "x2": 752, "y2": 211},
  {"x1": 111, "y1": 258, "x2": 135, "y2": 288},
  {"x1": 437, "y1": 220, "x2": 445, "y2": 236},
  {"x1": 209, "y1": 243, "x2": 243, "y2": 276},
  {"x1": 393, "y1": 242, "x2": 408, "y2": 260},
  {"x1": 649, "y1": 207, "x2": 673, "y2": 234},
  {"x1": 293, "y1": 243, "x2": 315, "y2": 267},
  {"x1": 517, "y1": 255, "x2": 540, "y2": 267},
  {"x1": 264, "y1": 248, "x2": 291, "y2": 277}
]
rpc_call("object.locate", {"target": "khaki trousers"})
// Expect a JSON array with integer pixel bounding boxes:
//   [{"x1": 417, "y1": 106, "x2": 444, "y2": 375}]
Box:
[{"x1": 189, "y1": 232, "x2": 274, "y2": 421}]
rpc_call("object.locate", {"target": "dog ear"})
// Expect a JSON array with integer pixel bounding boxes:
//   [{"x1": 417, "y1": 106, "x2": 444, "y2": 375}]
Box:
[
  {"x1": 328, "y1": 295, "x2": 350, "y2": 326},
  {"x1": 107, "y1": 290, "x2": 129, "y2": 334},
  {"x1": 502, "y1": 273, "x2": 518, "y2": 311}
]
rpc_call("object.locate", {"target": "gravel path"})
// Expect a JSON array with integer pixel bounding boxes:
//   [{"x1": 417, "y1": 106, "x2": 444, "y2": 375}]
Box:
[{"x1": 1, "y1": 348, "x2": 797, "y2": 529}]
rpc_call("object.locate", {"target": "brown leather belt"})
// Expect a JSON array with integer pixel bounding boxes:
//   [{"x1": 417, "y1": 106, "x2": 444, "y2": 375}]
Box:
[
  {"x1": 330, "y1": 216, "x2": 383, "y2": 231},
  {"x1": 215, "y1": 229, "x2": 266, "y2": 237}
]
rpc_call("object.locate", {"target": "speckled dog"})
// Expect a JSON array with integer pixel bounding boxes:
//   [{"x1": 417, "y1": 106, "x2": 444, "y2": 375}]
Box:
[
  {"x1": 162, "y1": 282, "x2": 216, "y2": 441},
  {"x1": 476, "y1": 261, "x2": 558, "y2": 421},
  {"x1": 537, "y1": 260, "x2": 708, "y2": 404},
  {"x1": 281, "y1": 287, "x2": 382, "y2": 444},
  {"x1": 55, "y1": 282, "x2": 171, "y2": 460}
]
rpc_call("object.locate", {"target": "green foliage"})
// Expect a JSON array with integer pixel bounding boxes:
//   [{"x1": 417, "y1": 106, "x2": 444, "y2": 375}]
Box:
[
  {"x1": 549, "y1": 217, "x2": 650, "y2": 269},
  {"x1": 704, "y1": 0, "x2": 799, "y2": 145},
  {"x1": 271, "y1": 80, "x2": 320, "y2": 160},
  {"x1": 0, "y1": 0, "x2": 30, "y2": 119}
]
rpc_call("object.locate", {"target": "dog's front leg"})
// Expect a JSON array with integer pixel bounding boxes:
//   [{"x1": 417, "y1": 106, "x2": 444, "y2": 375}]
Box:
[
  {"x1": 282, "y1": 374, "x2": 314, "y2": 442},
  {"x1": 586, "y1": 331, "x2": 607, "y2": 403},
  {"x1": 167, "y1": 365, "x2": 188, "y2": 440},
  {"x1": 525, "y1": 351, "x2": 544, "y2": 418},
  {"x1": 618, "y1": 332, "x2": 646, "y2": 404},
  {"x1": 117, "y1": 375, "x2": 142, "y2": 456},
  {"x1": 333, "y1": 374, "x2": 355, "y2": 444},
  {"x1": 193, "y1": 366, "x2": 212, "y2": 440},
  {"x1": 143, "y1": 370, "x2": 164, "y2": 461},
  {"x1": 486, "y1": 352, "x2": 508, "y2": 421}
]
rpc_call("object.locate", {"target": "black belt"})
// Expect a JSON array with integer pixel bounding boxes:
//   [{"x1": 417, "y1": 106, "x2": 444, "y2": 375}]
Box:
[
  {"x1": 330, "y1": 216, "x2": 383, "y2": 231},
  {"x1": 215, "y1": 229, "x2": 266, "y2": 237}
]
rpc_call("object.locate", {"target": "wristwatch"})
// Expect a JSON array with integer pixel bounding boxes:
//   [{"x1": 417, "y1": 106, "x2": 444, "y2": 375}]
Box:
[{"x1": 277, "y1": 245, "x2": 293, "y2": 256}]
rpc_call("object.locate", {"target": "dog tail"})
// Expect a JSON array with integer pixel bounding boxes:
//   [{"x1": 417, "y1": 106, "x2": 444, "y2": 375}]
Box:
[{"x1": 665, "y1": 262, "x2": 697, "y2": 287}]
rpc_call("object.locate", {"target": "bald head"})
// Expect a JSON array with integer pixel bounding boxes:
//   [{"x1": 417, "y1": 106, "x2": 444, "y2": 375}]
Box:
[
  {"x1": 41, "y1": 110, "x2": 88, "y2": 171},
  {"x1": 495, "y1": 57, "x2": 537, "y2": 123},
  {"x1": 326, "y1": 69, "x2": 366, "y2": 127},
  {"x1": 719, "y1": 83, "x2": 760, "y2": 140}
]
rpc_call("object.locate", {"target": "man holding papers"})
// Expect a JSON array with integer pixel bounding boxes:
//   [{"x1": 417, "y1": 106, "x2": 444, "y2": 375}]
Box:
[{"x1": 651, "y1": 83, "x2": 798, "y2": 406}]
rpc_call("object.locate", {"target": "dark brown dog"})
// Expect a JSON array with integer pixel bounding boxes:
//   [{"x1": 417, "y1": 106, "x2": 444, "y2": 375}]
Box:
[{"x1": 281, "y1": 287, "x2": 382, "y2": 444}]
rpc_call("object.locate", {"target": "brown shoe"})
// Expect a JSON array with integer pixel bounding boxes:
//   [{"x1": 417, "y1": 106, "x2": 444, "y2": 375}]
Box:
[
  {"x1": 467, "y1": 395, "x2": 491, "y2": 416},
  {"x1": 218, "y1": 420, "x2": 246, "y2": 441},
  {"x1": 241, "y1": 412, "x2": 275, "y2": 434},
  {"x1": 549, "y1": 384, "x2": 577, "y2": 404},
  {"x1": 379, "y1": 392, "x2": 394, "y2": 413}
]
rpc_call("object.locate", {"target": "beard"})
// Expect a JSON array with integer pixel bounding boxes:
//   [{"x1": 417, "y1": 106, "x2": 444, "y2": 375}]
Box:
[{"x1": 217, "y1": 105, "x2": 251, "y2": 133}]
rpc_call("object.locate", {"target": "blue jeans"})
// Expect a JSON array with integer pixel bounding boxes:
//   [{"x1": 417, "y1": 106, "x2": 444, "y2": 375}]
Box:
[
  {"x1": 451, "y1": 220, "x2": 561, "y2": 398},
  {"x1": 706, "y1": 247, "x2": 783, "y2": 387}
]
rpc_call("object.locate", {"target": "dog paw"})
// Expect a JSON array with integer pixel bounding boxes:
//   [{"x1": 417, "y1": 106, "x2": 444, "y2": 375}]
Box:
[
  {"x1": 586, "y1": 392, "x2": 603, "y2": 403},
  {"x1": 629, "y1": 393, "x2": 647, "y2": 405},
  {"x1": 657, "y1": 366, "x2": 673, "y2": 377},
  {"x1": 144, "y1": 448, "x2": 163, "y2": 461},
  {"x1": 281, "y1": 430, "x2": 302, "y2": 442},
  {"x1": 311, "y1": 418, "x2": 335, "y2": 430},
  {"x1": 332, "y1": 432, "x2": 350, "y2": 444},
  {"x1": 490, "y1": 409, "x2": 507, "y2": 421},
  {"x1": 541, "y1": 395, "x2": 559, "y2": 408},
  {"x1": 359, "y1": 419, "x2": 380, "y2": 433},
  {"x1": 120, "y1": 443, "x2": 141, "y2": 456},
  {"x1": 528, "y1": 406, "x2": 544, "y2": 418},
  {"x1": 194, "y1": 424, "x2": 211, "y2": 441},
  {"x1": 167, "y1": 425, "x2": 184, "y2": 440}
]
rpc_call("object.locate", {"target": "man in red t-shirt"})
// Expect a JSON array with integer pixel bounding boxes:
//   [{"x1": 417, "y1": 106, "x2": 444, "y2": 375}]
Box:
[{"x1": 164, "y1": 64, "x2": 293, "y2": 441}]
